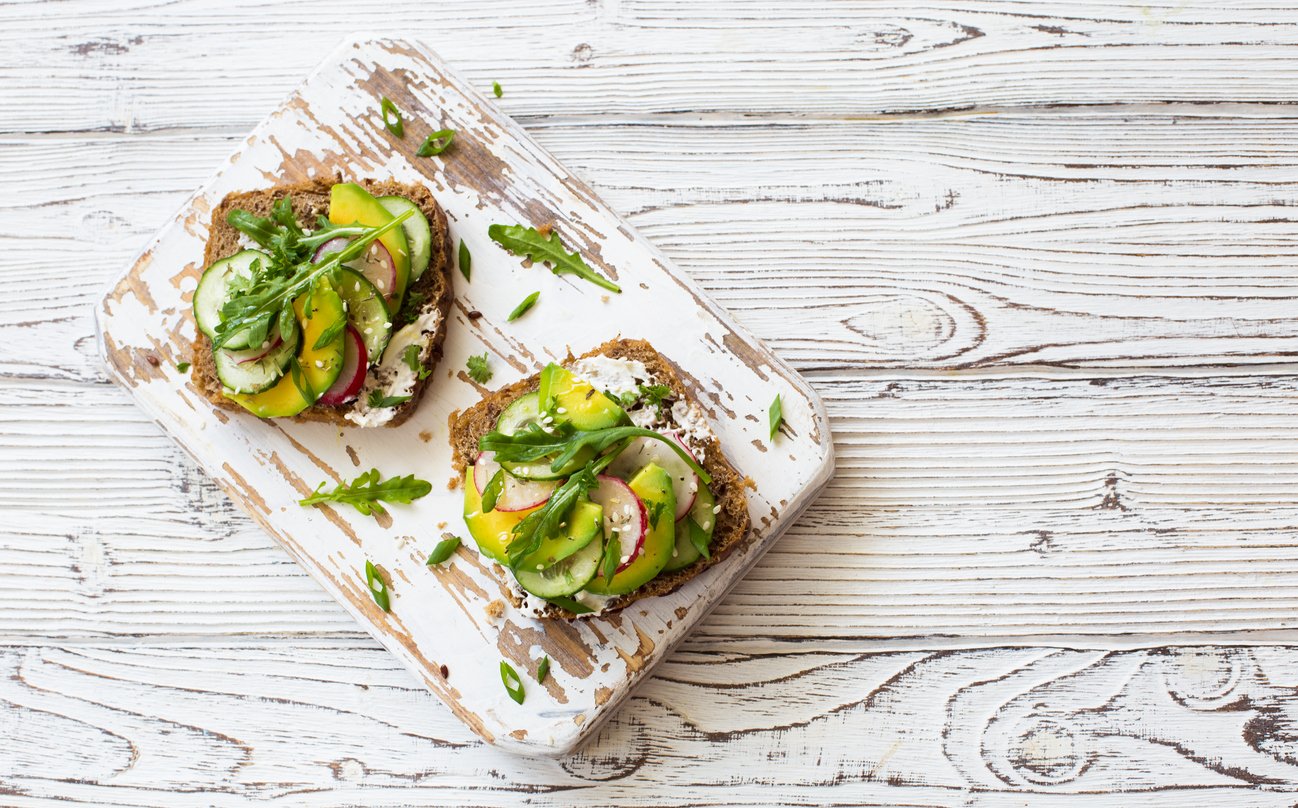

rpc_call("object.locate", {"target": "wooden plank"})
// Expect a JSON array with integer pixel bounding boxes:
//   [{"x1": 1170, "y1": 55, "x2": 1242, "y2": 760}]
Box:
[
  {"x1": 3, "y1": 639, "x2": 1298, "y2": 803},
  {"x1": 11, "y1": 110, "x2": 1298, "y2": 381},
  {"x1": 6, "y1": 1, "x2": 1298, "y2": 135},
  {"x1": 13, "y1": 375, "x2": 1298, "y2": 641},
  {"x1": 93, "y1": 38, "x2": 833, "y2": 754}
]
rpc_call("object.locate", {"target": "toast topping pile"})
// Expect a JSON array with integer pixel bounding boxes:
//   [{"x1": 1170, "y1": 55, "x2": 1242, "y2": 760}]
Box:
[
  {"x1": 191, "y1": 180, "x2": 449, "y2": 426},
  {"x1": 461, "y1": 356, "x2": 725, "y2": 617}
]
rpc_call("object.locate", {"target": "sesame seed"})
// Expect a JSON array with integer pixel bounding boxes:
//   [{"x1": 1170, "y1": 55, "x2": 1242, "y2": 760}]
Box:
[
  {"x1": 556, "y1": 407, "x2": 567, "y2": 414},
  {"x1": 620, "y1": 555, "x2": 630, "y2": 564},
  {"x1": 712, "y1": 505, "x2": 721, "y2": 514},
  {"x1": 314, "y1": 360, "x2": 324, "y2": 368}
]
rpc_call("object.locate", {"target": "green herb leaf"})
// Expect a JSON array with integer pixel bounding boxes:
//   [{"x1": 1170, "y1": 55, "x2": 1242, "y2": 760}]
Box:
[
  {"x1": 466, "y1": 352, "x2": 493, "y2": 384},
  {"x1": 619, "y1": 383, "x2": 674, "y2": 418},
  {"x1": 646, "y1": 498, "x2": 668, "y2": 529},
  {"x1": 500, "y1": 660, "x2": 525, "y2": 704},
  {"x1": 176, "y1": 361, "x2": 191, "y2": 373},
  {"x1": 416, "y1": 129, "x2": 455, "y2": 157},
  {"x1": 402, "y1": 344, "x2": 432, "y2": 380},
  {"x1": 299, "y1": 468, "x2": 432, "y2": 517},
  {"x1": 545, "y1": 595, "x2": 594, "y2": 614},
  {"x1": 380, "y1": 96, "x2": 404, "y2": 138},
  {"x1": 493, "y1": 81, "x2": 503, "y2": 98},
  {"x1": 367, "y1": 390, "x2": 412, "y2": 409},
  {"x1": 426, "y1": 535, "x2": 461, "y2": 566},
  {"x1": 314, "y1": 314, "x2": 347, "y2": 351},
  {"x1": 458, "y1": 240, "x2": 471, "y2": 282},
  {"x1": 536, "y1": 655, "x2": 550, "y2": 683},
  {"x1": 688, "y1": 518, "x2": 711, "y2": 561},
  {"x1": 507, "y1": 291, "x2": 540, "y2": 322},
  {"x1": 769, "y1": 394, "x2": 784, "y2": 442},
  {"x1": 365, "y1": 560, "x2": 391, "y2": 612},
  {"x1": 481, "y1": 424, "x2": 711, "y2": 484},
  {"x1": 286, "y1": 356, "x2": 314, "y2": 404},
  {"x1": 481, "y1": 469, "x2": 505, "y2": 513},
  {"x1": 505, "y1": 464, "x2": 605, "y2": 567},
  {"x1": 602, "y1": 529, "x2": 620, "y2": 582},
  {"x1": 211, "y1": 211, "x2": 413, "y2": 350},
  {"x1": 488, "y1": 223, "x2": 621, "y2": 293}
]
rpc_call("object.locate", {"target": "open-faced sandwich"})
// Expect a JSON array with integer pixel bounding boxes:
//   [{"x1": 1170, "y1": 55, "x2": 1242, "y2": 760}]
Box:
[
  {"x1": 451, "y1": 339, "x2": 750, "y2": 619},
  {"x1": 190, "y1": 178, "x2": 452, "y2": 427}
]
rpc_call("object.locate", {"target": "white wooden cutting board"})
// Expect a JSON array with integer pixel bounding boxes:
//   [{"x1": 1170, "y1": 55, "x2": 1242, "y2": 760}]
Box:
[{"x1": 94, "y1": 36, "x2": 833, "y2": 756}]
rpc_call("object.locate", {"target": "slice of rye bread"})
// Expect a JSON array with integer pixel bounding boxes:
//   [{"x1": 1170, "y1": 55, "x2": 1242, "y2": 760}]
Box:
[
  {"x1": 190, "y1": 177, "x2": 454, "y2": 428},
  {"x1": 450, "y1": 338, "x2": 752, "y2": 619}
]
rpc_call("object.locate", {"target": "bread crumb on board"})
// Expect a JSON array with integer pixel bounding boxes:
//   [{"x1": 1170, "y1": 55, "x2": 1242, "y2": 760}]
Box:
[{"x1": 485, "y1": 600, "x2": 506, "y2": 621}]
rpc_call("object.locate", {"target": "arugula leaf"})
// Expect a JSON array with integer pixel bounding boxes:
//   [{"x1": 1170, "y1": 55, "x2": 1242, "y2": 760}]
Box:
[
  {"x1": 466, "y1": 353, "x2": 493, "y2": 384},
  {"x1": 500, "y1": 660, "x2": 525, "y2": 704},
  {"x1": 365, "y1": 560, "x2": 391, "y2": 611},
  {"x1": 314, "y1": 314, "x2": 347, "y2": 351},
  {"x1": 645, "y1": 498, "x2": 668, "y2": 529},
  {"x1": 487, "y1": 223, "x2": 621, "y2": 293},
  {"x1": 299, "y1": 468, "x2": 432, "y2": 517},
  {"x1": 212, "y1": 211, "x2": 413, "y2": 350},
  {"x1": 416, "y1": 129, "x2": 455, "y2": 157},
  {"x1": 481, "y1": 469, "x2": 505, "y2": 513},
  {"x1": 426, "y1": 535, "x2": 461, "y2": 566},
  {"x1": 769, "y1": 394, "x2": 784, "y2": 441},
  {"x1": 403, "y1": 345, "x2": 432, "y2": 380},
  {"x1": 505, "y1": 464, "x2": 602, "y2": 567},
  {"x1": 493, "y1": 81, "x2": 503, "y2": 98},
  {"x1": 481, "y1": 424, "x2": 711, "y2": 484},
  {"x1": 458, "y1": 240, "x2": 471, "y2": 281},
  {"x1": 367, "y1": 390, "x2": 411, "y2": 409},
  {"x1": 536, "y1": 655, "x2": 550, "y2": 683},
  {"x1": 176, "y1": 361, "x2": 191, "y2": 373},
  {"x1": 380, "y1": 96, "x2": 404, "y2": 138},
  {"x1": 507, "y1": 291, "x2": 539, "y2": 321}
]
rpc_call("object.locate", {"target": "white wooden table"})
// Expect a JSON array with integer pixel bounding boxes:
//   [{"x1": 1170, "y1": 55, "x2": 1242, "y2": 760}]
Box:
[{"x1": 6, "y1": 1, "x2": 1298, "y2": 804}]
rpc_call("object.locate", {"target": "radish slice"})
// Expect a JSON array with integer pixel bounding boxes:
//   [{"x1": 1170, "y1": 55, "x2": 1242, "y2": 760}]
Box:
[
  {"x1": 312, "y1": 237, "x2": 350, "y2": 262},
  {"x1": 607, "y1": 432, "x2": 699, "y2": 520},
  {"x1": 590, "y1": 474, "x2": 647, "y2": 573},
  {"x1": 222, "y1": 331, "x2": 284, "y2": 365},
  {"x1": 473, "y1": 451, "x2": 558, "y2": 512},
  {"x1": 312, "y1": 238, "x2": 398, "y2": 302},
  {"x1": 317, "y1": 325, "x2": 368, "y2": 406}
]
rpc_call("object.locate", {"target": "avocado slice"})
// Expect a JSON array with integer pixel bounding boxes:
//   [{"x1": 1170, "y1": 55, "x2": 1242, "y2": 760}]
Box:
[
  {"x1": 517, "y1": 500, "x2": 603, "y2": 570},
  {"x1": 329, "y1": 183, "x2": 411, "y2": 307},
  {"x1": 228, "y1": 280, "x2": 346, "y2": 418},
  {"x1": 462, "y1": 468, "x2": 539, "y2": 565},
  {"x1": 585, "y1": 462, "x2": 675, "y2": 596},
  {"x1": 538, "y1": 363, "x2": 628, "y2": 431}
]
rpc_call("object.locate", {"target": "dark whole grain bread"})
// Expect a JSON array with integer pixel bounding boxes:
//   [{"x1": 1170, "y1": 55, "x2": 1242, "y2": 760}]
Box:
[
  {"x1": 190, "y1": 177, "x2": 453, "y2": 428},
  {"x1": 450, "y1": 338, "x2": 752, "y2": 619}
]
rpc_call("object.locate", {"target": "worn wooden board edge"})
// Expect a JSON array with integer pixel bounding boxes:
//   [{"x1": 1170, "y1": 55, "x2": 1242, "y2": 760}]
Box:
[{"x1": 92, "y1": 35, "x2": 835, "y2": 756}]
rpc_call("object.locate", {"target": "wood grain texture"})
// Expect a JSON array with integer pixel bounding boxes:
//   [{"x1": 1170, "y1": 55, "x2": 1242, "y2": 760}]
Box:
[
  {"x1": 6, "y1": 0, "x2": 1298, "y2": 134},
  {"x1": 9, "y1": 0, "x2": 1298, "y2": 801},
  {"x1": 6, "y1": 639, "x2": 1298, "y2": 804}
]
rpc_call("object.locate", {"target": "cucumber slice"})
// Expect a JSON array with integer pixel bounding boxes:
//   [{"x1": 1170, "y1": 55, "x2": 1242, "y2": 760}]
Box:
[
  {"x1": 335, "y1": 268, "x2": 393, "y2": 363},
  {"x1": 494, "y1": 391, "x2": 586, "y2": 480},
  {"x1": 193, "y1": 249, "x2": 271, "y2": 350},
  {"x1": 514, "y1": 538, "x2": 602, "y2": 598},
  {"x1": 378, "y1": 196, "x2": 432, "y2": 281},
  {"x1": 497, "y1": 392, "x2": 542, "y2": 434},
  {"x1": 212, "y1": 320, "x2": 300, "y2": 395}
]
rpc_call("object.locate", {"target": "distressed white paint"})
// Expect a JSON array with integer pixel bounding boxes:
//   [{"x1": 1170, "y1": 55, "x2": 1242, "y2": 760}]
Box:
[
  {"x1": 95, "y1": 38, "x2": 833, "y2": 755},
  {"x1": 9, "y1": 0, "x2": 1298, "y2": 802}
]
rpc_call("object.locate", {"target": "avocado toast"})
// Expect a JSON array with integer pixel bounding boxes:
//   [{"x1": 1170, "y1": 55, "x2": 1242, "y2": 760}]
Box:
[
  {"x1": 190, "y1": 178, "x2": 453, "y2": 427},
  {"x1": 451, "y1": 339, "x2": 751, "y2": 619}
]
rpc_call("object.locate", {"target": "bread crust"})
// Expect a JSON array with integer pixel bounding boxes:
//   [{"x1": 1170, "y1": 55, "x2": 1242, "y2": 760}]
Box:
[
  {"x1": 189, "y1": 177, "x2": 453, "y2": 427},
  {"x1": 450, "y1": 338, "x2": 752, "y2": 619}
]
